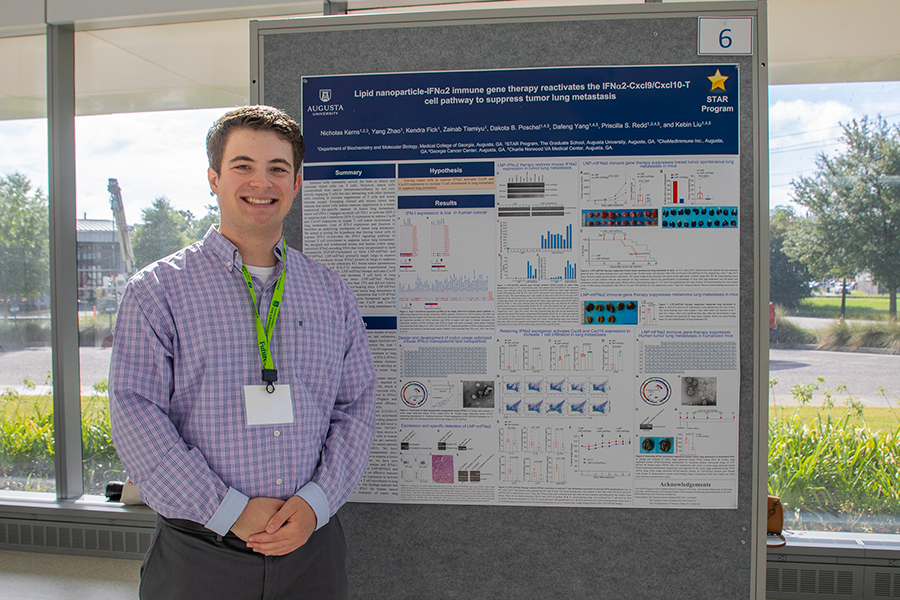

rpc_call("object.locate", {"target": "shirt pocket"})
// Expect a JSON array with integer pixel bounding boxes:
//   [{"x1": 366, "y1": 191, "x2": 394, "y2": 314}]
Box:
[{"x1": 290, "y1": 311, "x2": 344, "y2": 399}]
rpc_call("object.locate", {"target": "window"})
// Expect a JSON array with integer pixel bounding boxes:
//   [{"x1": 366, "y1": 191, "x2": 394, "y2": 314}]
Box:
[
  {"x1": 768, "y1": 80, "x2": 900, "y2": 534},
  {"x1": 0, "y1": 34, "x2": 52, "y2": 494},
  {"x1": 75, "y1": 107, "x2": 227, "y2": 495},
  {"x1": 72, "y1": 20, "x2": 252, "y2": 495}
]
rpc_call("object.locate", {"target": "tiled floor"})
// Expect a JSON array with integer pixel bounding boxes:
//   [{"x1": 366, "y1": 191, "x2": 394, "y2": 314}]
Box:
[{"x1": 0, "y1": 549, "x2": 140, "y2": 600}]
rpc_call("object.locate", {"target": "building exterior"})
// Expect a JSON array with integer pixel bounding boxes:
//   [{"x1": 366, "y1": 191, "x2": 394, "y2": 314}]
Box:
[{"x1": 76, "y1": 218, "x2": 129, "y2": 311}]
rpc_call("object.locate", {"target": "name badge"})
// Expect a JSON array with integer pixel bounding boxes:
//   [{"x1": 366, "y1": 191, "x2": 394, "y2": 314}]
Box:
[{"x1": 243, "y1": 384, "x2": 294, "y2": 426}]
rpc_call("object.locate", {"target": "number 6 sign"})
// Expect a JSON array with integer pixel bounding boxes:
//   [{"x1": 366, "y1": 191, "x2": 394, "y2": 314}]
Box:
[{"x1": 698, "y1": 17, "x2": 753, "y2": 55}]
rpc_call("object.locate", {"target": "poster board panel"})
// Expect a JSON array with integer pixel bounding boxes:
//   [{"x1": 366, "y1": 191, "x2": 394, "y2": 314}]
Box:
[{"x1": 255, "y1": 4, "x2": 764, "y2": 598}]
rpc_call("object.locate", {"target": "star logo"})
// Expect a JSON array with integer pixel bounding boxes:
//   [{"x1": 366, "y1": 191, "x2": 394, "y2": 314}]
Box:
[{"x1": 708, "y1": 69, "x2": 728, "y2": 92}]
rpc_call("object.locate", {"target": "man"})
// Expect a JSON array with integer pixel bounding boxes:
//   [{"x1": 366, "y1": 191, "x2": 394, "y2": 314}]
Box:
[{"x1": 109, "y1": 105, "x2": 376, "y2": 599}]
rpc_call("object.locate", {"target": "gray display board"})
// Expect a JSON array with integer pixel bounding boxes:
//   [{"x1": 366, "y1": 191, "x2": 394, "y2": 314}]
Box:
[{"x1": 253, "y1": 3, "x2": 767, "y2": 598}]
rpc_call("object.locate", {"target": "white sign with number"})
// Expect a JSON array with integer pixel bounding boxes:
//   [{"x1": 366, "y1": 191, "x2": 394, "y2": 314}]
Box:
[{"x1": 698, "y1": 17, "x2": 753, "y2": 55}]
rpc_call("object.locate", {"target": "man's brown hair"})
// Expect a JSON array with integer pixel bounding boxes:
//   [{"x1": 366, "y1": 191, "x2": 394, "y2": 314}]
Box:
[{"x1": 206, "y1": 105, "x2": 305, "y2": 176}]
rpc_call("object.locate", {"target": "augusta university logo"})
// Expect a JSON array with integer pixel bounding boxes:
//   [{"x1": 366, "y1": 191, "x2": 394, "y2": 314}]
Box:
[{"x1": 308, "y1": 89, "x2": 343, "y2": 116}]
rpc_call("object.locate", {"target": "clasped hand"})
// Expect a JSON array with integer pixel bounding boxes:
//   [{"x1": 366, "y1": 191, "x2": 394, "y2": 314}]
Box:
[{"x1": 230, "y1": 496, "x2": 317, "y2": 556}]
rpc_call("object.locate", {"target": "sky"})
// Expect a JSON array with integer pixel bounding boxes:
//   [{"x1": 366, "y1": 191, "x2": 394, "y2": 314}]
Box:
[
  {"x1": 1, "y1": 81, "x2": 900, "y2": 223},
  {"x1": 0, "y1": 107, "x2": 222, "y2": 226},
  {"x1": 768, "y1": 81, "x2": 900, "y2": 208}
]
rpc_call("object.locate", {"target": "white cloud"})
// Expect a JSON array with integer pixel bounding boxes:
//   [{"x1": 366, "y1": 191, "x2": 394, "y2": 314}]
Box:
[
  {"x1": 769, "y1": 99, "x2": 855, "y2": 151},
  {"x1": 0, "y1": 119, "x2": 49, "y2": 193},
  {"x1": 0, "y1": 108, "x2": 222, "y2": 224},
  {"x1": 75, "y1": 108, "x2": 222, "y2": 223},
  {"x1": 768, "y1": 99, "x2": 856, "y2": 208}
]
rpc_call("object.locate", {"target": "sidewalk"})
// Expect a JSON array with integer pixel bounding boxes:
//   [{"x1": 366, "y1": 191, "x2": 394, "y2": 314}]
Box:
[{"x1": 2, "y1": 385, "x2": 106, "y2": 398}]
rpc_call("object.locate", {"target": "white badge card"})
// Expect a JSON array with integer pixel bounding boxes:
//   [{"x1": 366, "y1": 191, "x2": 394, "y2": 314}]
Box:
[{"x1": 243, "y1": 384, "x2": 295, "y2": 426}]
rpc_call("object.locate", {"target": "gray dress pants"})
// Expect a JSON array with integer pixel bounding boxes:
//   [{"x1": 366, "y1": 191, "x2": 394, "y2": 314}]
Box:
[{"x1": 139, "y1": 514, "x2": 348, "y2": 600}]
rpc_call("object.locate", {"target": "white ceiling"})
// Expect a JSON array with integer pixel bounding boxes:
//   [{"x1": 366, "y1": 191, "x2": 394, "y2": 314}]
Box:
[
  {"x1": 769, "y1": 0, "x2": 900, "y2": 85},
  {"x1": 0, "y1": 0, "x2": 898, "y2": 120}
]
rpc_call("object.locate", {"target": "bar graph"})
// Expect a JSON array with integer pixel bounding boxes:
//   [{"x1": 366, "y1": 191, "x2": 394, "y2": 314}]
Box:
[
  {"x1": 669, "y1": 174, "x2": 690, "y2": 204},
  {"x1": 541, "y1": 224, "x2": 572, "y2": 250},
  {"x1": 398, "y1": 271, "x2": 493, "y2": 302},
  {"x1": 500, "y1": 218, "x2": 575, "y2": 254},
  {"x1": 398, "y1": 207, "x2": 493, "y2": 303},
  {"x1": 548, "y1": 260, "x2": 576, "y2": 280}
]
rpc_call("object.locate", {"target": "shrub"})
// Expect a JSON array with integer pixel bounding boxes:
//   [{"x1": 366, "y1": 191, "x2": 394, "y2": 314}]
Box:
[
  {"x1": 78, "y1": 315, "x2": 116, "y2": 347},
  {"x1": 768, "y1": 381, "x2": 900, "y2": 533},
  {"x1": 0, "y1": 379, "x2": 124, "y2": 494},
  {"x1": 817, "y1": 319, "x2": 852, "y2": 350},
  {"x1": 773, "y1": 306, "x2": 817, "y2": 345},
  {"x1": 0, "y1": 319, "x2": 51, "y2": 347}
]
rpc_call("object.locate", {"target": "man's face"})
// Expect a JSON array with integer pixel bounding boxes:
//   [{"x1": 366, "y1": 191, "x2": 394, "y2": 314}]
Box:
[{"x1": 208, "y1": 128, "x2": 301, "y2": 244}]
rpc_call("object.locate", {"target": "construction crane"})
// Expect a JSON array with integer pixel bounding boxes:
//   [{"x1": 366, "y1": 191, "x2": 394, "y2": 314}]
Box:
[{"x1": 107, "y1": 178, "x2": 135, "y2": 277}]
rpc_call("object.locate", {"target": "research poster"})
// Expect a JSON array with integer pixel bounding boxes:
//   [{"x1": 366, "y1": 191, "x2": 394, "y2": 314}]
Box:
[{"x1": 300, "y1": 64, "x2": 741, "y2": 509}]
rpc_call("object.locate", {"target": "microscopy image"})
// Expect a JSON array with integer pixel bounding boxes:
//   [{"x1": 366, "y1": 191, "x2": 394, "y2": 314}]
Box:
[
  {"x1": 463, "y1": 380, "x2": 495, "y2": 408},
  {"x1": 681, "y1": 376, "x2": 717, "y2": 406}
]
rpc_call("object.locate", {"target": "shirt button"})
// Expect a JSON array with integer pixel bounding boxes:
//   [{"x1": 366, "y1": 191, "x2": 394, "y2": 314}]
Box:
[
  {"x1": 276, "y1": 478, "x2": 283, "y2": 485},
  {"x1": 274, "y1": 430, "x2": 280, "y2": 437}
]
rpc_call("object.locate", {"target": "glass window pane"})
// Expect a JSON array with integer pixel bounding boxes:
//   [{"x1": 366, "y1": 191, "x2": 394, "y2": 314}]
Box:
[
  {"x1": 73, "y1": 18, "x2": 252, "y2": 496},
  {"x1": 0, "y1": 35, "x2": 53, "y2": 494},
  {"x1": 769, "y1": 80, "x2": 900, "y2": 534},
  {"x1": 76, "y1": 108, "x2": 225, "y2": 495}
]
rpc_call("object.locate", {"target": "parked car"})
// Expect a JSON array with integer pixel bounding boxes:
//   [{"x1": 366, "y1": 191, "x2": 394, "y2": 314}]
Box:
[{"x1": 827, "y1": 281, "x2": 853, "y2": 294}]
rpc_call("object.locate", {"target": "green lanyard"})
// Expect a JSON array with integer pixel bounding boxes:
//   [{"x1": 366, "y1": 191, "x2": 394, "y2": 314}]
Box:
[{"x1": 240, "y1": 243, "x2": 286, "y2": 393}]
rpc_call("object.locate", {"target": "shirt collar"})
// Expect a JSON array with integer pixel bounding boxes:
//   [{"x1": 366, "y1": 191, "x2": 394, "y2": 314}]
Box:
[{"x1": 202, "y1": 225, "x2": 286, "y2": 273}]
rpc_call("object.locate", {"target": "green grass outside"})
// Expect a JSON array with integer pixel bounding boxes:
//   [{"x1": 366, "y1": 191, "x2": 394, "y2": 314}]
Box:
[
  {"x1": 1, "y1": 395, "x2": 53, "y2": 418},
  {"x1": 3, "y1": 394, "x2": 109, "y2": 415},
  {"x1": 769, "y1": 404, "x2": 900, "y2": 434},
  {"x1": 794, "y1": 294, "x2": 894, "y2": 320},
  {"x1": 1, "y1": 384, "x2": 122, "y2": 495}
]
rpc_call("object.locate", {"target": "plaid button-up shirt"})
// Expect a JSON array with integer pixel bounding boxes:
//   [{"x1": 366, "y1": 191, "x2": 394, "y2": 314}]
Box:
[{"x1": 110, "y1": 227, "x2": 376, "y2": 535}]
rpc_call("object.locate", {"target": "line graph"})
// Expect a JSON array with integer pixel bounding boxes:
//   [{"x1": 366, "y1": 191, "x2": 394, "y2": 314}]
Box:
[
  {"x1": 574, "y1": 428, "x2": 632, "y2": 476},
  {"x1": 582, "y1": 172, "x2": 629, "y2": 206},
  {"x1": 585, "y1": 232, "x2": 657, "y2": 266}
]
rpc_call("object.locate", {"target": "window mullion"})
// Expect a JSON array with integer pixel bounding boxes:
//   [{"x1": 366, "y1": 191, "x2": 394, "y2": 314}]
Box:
[{"x1": 48, "y1": 23, "x2": 84, "y2": 500}]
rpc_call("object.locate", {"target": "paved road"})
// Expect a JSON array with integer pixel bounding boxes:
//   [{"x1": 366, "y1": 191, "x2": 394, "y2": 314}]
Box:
[
  {"x1": 0, "y1": 347, "x2": 110, "y2": 396},
  {"x1": 2, "y1": 346, "x2": 898, "y2": 408},
  {"x1": 769, "y1": 347, "x2": 900, "y2": 407}
]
